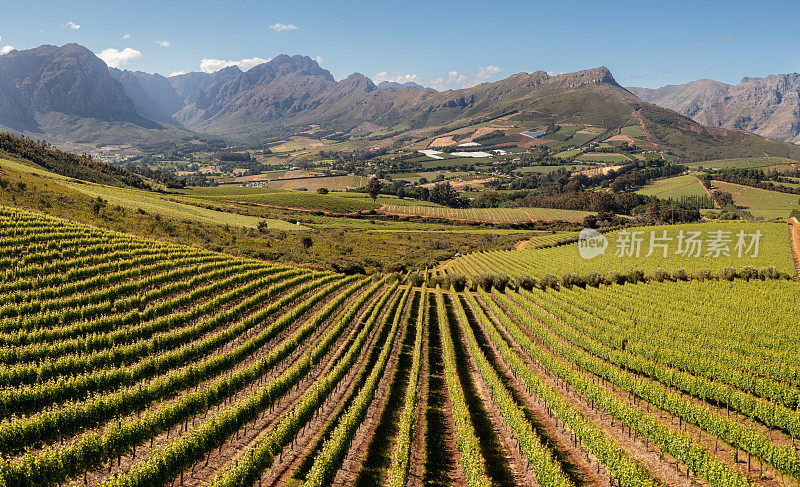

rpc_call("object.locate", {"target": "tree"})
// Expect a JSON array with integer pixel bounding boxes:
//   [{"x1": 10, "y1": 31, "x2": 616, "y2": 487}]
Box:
[
  {"x1": 366, "y1": 177, "x2": 382, "y2": 202},
  {"x1": 430, "y1": 181, "x2": 461, "y2": 207},
  {"x1": 316, "y1": 187, "x2": 329, "y2": 195}
]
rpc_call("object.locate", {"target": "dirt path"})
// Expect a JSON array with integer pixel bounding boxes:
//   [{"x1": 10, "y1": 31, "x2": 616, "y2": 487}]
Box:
[
  {"x1": 695, "y1": 176, "x2": 721, "y2": 208},
  {"x1": 788, "y1": 217, "x2": 800, "y2": 278},
  {"x1": 515, "y1": 240, "x2": 529, "y2": 251},
  {"x1": 407, "y1": 294, "x2": 431, "y2": 487}
]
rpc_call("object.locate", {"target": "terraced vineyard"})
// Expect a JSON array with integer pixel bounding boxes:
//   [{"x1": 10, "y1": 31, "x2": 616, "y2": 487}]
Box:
[{"x1": 3, "y1": 206, "x2": 800, "y2": 487}]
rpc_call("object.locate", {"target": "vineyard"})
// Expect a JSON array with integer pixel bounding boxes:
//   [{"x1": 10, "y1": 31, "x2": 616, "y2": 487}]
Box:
[
  {"x1": 380, "y1": 205, "x2": 594, "y2": 223},
  {"x1": 2, "y1": 205, "x2": 800, "y2": 487}
]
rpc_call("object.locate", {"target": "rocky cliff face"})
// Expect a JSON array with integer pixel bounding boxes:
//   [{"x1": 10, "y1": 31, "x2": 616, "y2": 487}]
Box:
[{"x1": 629, "y1": 74, "x2": 800, "y2": 144}]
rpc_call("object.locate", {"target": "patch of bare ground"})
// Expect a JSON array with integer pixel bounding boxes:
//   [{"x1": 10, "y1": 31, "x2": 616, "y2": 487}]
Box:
[
  {"x1": 477, "y1": 293, "x2": 689, "y2": 487},
  {"x1": 422, "y1": 290, "x2": 466, "y2": 487},
  {"x1": 460, "y1": 294, "x2": 605, "y2": 487},
  {"x1": 263, "y1": 287, "x2": 403, "y2": 486},
  {"x1": 518, "y1": 295, "x2": 800, "y2": 487},
  {"x1": 68, "y1": 282, "x2": 372, "y2": 486}
]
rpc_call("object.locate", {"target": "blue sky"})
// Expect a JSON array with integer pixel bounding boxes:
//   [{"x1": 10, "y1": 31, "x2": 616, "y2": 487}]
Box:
[{"x1": 1, "y1": 0, "x2": 798, "y2": 89}]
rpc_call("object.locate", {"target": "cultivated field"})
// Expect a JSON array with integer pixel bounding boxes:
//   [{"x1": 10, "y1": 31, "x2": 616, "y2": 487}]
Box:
[
  {"x1": 3, "y1": 207, "x2": 800, "y2": 487},
  {"x1": 711, "y1": 180, "x2": 800, "y2": 219},
  {"x1": 441, "y1": 221, "x2": 796, "y2": 279},
  {"x1": 380, "y1": 205, "x2": 595, "y2": 223},
  {"x1": 637, "y1": 174, "x2": 708, "y2": 199}
]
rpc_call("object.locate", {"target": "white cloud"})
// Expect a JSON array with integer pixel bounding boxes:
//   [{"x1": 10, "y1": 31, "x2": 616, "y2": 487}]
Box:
[
  {"x1": 168, "y1": 70, "x2": 186, "y2": 77},
  {"x1": 429, "y1": 65, "x2": 503, "y2": 90},
  {"x1": 717, "y1": 34, "x2": 735, "y2": 41},
  {"x1": 1, "y1": 45, "x2": 14, "y2": 55},
  {"x1": 269, "y1": 23, "x2": 299, "y2": 31},
  {"x1": 154, "y1": 40, "x2": 170, "y2": 47},
  {"x1": 66, "y1": 21, "x2": 81, "y2": 30},
  {"x1": 372, "y1": 71, "x2": 424, "y2": 85},
  {"x1": 199, "y1": 56, "x2": 270, "y2": 73},
  {"x1": 122, "y1": 34, "x2": 131, "y2": 39},
  {"x1": 96, "y1": 47, "x2": 142, "y2": 68},
  {"x1": 313, "y1": 56, "x2": 323, "y2": 65}
]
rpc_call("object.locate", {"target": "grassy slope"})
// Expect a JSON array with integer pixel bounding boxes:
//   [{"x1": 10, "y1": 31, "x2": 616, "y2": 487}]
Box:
[
  {"x1": 445, "y1": 221, "x2": 795, "y2": 277},
  {"x1": 711, "y1": 180, "x2": 800, "y2": 219},
  {"x1": 636, "y1": 174, "x2": 707, "y2": 198}
]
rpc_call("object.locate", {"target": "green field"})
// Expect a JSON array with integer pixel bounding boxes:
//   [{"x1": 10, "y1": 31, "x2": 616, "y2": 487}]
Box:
[
  {"x1": 381, "y1": 205, "x2": 594, "y2": 223},
  {"x1": 621, "y1": 125, "x2": 645, "y2": 137},
  {"x1": 576, "y1": 153, "x2": 631, "y2": 163},
  {"x1": 637, "y1": 174, "x2": 708, "y2": 198},
  {"x1": 265, "y1": 175, "x2": 368, "y2": 191},
  {"x1": 552, "y1": 148, "x2": 584, "y2": 159},
  {"x1": 712, "y1": 180, "x2": 800, "y2": 219},
  {"x1": 442, "y1": 221, "x2": 795, "y2": 278},
  {"x1": 514, "y1": 164, "x2": 594, "y2": 174},
  {"x1": 689, "y1": 157, "x2": 799, "y2": 170}
]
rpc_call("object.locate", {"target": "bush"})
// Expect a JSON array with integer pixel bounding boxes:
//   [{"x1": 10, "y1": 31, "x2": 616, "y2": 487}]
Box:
[
  {"x1": 627, "y1": 269, "x2": 645, "y2": 284},
  {"x1": 585, "y1": 273, "x2": 604, "y2": 287},
  {"x1": 652, "y1": 268, "x2": 670, "y2": 283},
  {"x1": 694, "y1": 268, "x2": 711, "y2": 282},
  {"x1": 539, "y1": 275, "x2": 560, "y2": 290},
  {"x1": 449, "y1": 274, "x2": 468, "y2": 292},
  {"x1": 561, "y1": 273, "x2": 585, "y2": 289},
  {"x1": 316, "y1": 187, "x2": 329, "y2": 195},
  {"x1": 606, "y1": 272, "x2": 626, "y2": 285},
  {"x1": 673, "y1": 268, "x2": 689, "y2": 281},
  {"x1": 516, "y1": 275, "x2": 537, "y2": 291},
  {"x1": 408, "y1": 272, "x2": 425, "y2": 287},
  {"x1": 492, "y1": 274, "x2": 512, "y2": 292},
  {"x1": 718, "y1": 267, "x2": 737, "y2": 281},
  {"x1": 475, "y1": 274, "x2": 495, "y2": 292},
  {"x1": 759, "y1": 266, "x2": 779, "y2": 280},
  {"x1": 738, "y1": 266, "x2": 758, "y2": 281}
]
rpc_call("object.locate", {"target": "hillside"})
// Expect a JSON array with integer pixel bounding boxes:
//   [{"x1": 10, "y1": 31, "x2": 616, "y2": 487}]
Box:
[{"x1": 629, "y1": 73, "x2": 800, "y2": 144}]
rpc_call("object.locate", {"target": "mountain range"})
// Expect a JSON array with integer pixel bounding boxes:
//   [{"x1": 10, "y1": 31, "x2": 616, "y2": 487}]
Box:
[
  {"x1": 0, "y1": 43, "x2": 799, "y2": 161},
  {"x1": 629, "y1": 74, "x2": 800, "y2": 144}
]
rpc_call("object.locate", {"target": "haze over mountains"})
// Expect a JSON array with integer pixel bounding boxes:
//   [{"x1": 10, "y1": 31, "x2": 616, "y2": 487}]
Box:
[
  {"x1": 0, "y1": 43, "x2": 799, "y2": 161},
  {"x1": 629, "y1": 74, "x2": 800, "y2": 144}
]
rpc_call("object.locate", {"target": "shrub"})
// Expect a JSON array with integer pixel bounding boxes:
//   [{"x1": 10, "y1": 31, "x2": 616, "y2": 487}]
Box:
[
  {"x1": 562, "y1": 273, "x2": 586, "y2": 289},
  {"x1": 673, "y1": 268, "x2": 689, "y2": 281},
  {"x1": 627, "y1": 269, "x2": 645, "y2": 284},
  {"x1": 718, "y1": 267, "x2": 737, "y2": 281},
  {"x1": 585, "y1": 273, "x2": 604, "y2": 287},
  {"x1": 652, "y1": 268, "x2": 670, "y2": 283},
  {"x1": 738, "y1": 266, "x2": 758, "y2": 281},
  {"x1": 759, "y1": 266, "x2": 779, "y2": 280},
  {"x1": 539, "y1": 275, "x2": 560, "y2": 290},
  {"x1": 606, "y1": 272, "x2": 626, "y2": 285},
  {"x1": 694, "y1": 268, "x2": 711, "y2": 282},
  {"x1": 516, "y1": 275, "x2": 537, "y2": 291}
]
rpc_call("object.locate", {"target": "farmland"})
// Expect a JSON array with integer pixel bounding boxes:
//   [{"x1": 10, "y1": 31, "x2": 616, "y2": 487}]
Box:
[
  {"x1": 2, "y1": 206, "x2": 800, "y2": 487},
  {"x1": 636, "y1": 174, "x2": 708, "y2": 199},
  {"x1": 711, "y1": 180, "x2": 800, "y2": 219},
  {"x1": 380, "y1": 205, "x2": 595, "y2": 223},
  {"x1": 440, "y1": 221, "x2": 796, "y2": 279}
]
